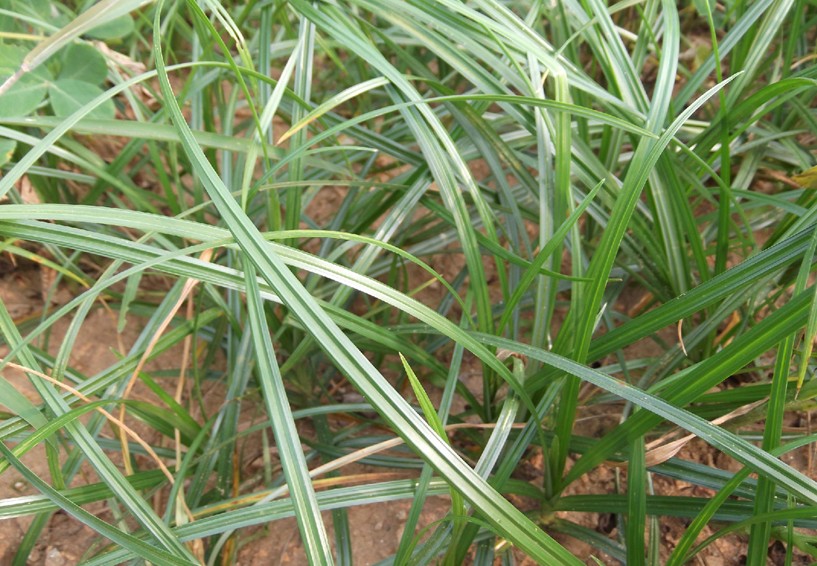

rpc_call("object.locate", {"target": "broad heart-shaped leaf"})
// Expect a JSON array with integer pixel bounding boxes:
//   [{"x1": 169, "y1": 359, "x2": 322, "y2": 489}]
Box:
[
  {"x1": 59, "y1": 43, "x2": 108, "y2": 84},
  {"x1": 0, "y1": 11, "x2": 21, "y2": 33},
  {"x1": 49, "y1": 79, "x2": 114, "y2": 120},
  {"x1": 0, "y1": 45, "x2": 38, "y2": 69},
  {"x1": 84, "y1": 14, "x2": 134, "y2": 40},
  {"x1": 0, "y1": 139, "x2": 16, "y2": 167},
  {"x1": 2, "y1": 0, "x2": 69, "y2": 32},
  {"x1": 11, "y1": 0, "x2": 69, "y2": 27},
  {"x1": 0, "y1": 44, "x2": 51, "y2": 117},
  {"x1": 0, "y1": 76, "x2": 48, "y2": 117}
]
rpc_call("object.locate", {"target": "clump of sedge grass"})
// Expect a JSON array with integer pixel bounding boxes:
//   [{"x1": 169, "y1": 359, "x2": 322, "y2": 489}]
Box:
[{"x1": 1, "y1": 0, "x2": 816, "y2": 564}]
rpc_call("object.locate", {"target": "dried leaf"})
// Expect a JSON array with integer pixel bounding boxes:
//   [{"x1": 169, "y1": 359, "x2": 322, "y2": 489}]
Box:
[
  {"x1": 792, "y1": 165, "x2": 817, "y2": 189},
  {"x1": 610, "y1": 399, "x2": 767, "y2": 468},
  {"x1": 20, "y1": 176, "x2": 40, "y2": 204}
]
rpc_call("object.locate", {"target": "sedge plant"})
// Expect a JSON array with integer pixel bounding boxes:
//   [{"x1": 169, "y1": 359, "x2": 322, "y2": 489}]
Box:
[{"x1": 0, "y1": 0, "x2": 816, "y2": 564}]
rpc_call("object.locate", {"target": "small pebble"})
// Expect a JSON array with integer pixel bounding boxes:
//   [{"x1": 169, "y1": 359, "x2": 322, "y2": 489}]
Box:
[{"x1": 44, "y1": 546, "x2": 65, "y2": 566}]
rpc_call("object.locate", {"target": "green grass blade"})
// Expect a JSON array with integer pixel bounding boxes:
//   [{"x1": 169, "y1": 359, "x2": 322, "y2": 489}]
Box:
[
  {"x1": 627, "y1": 436, "x2": 646, "y2": 566},
  {"x1": 243, "y1": 263, "x2": 334, "y2": 564}
]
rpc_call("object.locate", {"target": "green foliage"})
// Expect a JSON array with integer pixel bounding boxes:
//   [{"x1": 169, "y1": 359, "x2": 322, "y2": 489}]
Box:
[
  {"x1": 57, "y1": 43, "x2": 108, "y2": 83},
  {"x1": 0, "y1": 138, "x2": 16, "y2": 166},
  {"x1": 0, "y1": 44, "x2": 51, "y2": 117},
  {"x1": 83, "y1": 13, "x2": 133, "y2": 40},
  {"x1": 0, "y1": 0, "x2": 132, "y2": 123},
  {"x1": 48, "y1": 78, "x2": 113, "y2": 119},
  {"x1": 0, "y1": 37, "x2": 114, "y2": 119},
  {"x1": 0, "y1": 0, "x2": 816, "y2": 563}
]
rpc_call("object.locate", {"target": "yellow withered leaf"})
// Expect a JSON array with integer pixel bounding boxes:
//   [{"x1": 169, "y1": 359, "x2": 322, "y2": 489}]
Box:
[{"x1": 792, "y1": 165, "x2": 817, "y2": 189}]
